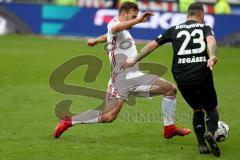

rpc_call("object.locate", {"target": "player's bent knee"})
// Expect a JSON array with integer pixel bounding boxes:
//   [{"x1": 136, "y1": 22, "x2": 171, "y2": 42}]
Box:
[
  {"x1": 172, "y1": 86, "x2": 177, "y2": 95},
  {"x1": 165, "y1": 85, "x2": 177, "y2": 97},
  {"x1": 101, "y1": 112, "x2": 118, "y2": 123},
  {"x1": 105, "y1": 114, "x2": 118, "y2": 123},
  {"x1": 205, "y1": 106, "x2": 218, "y2": 113}
]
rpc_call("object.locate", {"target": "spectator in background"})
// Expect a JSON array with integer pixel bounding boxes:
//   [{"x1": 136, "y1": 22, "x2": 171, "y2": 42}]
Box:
[
  {"x1": 54, "y1": 0, "x2": 76, "y2": 6},
  {"x1": 119, "y1": 0, "x2": 136, "y2": 5},
  {"x1": 214, "y1": 0, "x2": 231, "y2": 14},
  {"x1": 0, "y1": 0, "x2": 12, "y2": 3},
  {"x1": 178, "y1": 0, "x2": 194, "y2": 12},
  {"x1": 112, "y1": 0, "x2": 119, "y2": 8}
]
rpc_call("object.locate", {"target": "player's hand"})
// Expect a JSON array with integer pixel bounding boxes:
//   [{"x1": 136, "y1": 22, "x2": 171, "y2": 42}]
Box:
[
  {"x1": 87, "y1": 39, "x2": 97, "y2": 47},
  {"x1": 121, "y1": 58, "x2": 137, "y2": 70},
  {"x1": 207, "y1": 56, "x2": 218, "y2": 70},
  {"x1": 137, "y1": 11, "x2": 153, "y2": 23}
]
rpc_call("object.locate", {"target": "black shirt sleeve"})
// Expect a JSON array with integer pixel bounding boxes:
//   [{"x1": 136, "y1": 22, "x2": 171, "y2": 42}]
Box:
[
  {"x1": 204, "y1": 25, "x2": 214, "y2": 38},
  {"x1": 155, "y1": 28, "x2": 172, "y2": 45}
]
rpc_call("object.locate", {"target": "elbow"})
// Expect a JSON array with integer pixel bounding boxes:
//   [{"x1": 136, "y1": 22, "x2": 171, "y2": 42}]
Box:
[{"x1": 111, "y1": 26, "x2": 118, "y2": 35}]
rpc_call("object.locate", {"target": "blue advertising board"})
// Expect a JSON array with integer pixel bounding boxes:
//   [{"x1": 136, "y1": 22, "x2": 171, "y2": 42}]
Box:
[{"x1": 1, "y1": 3, "x2": 240, "y2": 41}]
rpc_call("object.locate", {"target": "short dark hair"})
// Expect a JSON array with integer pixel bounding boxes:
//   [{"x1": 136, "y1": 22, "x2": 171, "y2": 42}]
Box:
[
  {"x1": 119, "y1": 2, "x2": 139, "y2": 14},
  {"x1": 187, "y1": 2, "x2": 204, "y2": 16}
]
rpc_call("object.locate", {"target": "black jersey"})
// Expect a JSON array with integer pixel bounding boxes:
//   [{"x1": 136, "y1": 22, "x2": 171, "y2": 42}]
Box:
[{"x1": 155, "y1": 20, "x2": 214, "y2": 85}]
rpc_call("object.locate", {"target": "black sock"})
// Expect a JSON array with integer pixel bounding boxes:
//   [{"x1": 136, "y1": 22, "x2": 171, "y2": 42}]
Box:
[
  {"x1": 206, "y1": 110, "x2": 219, "y2": 136},
  {"x1": 193, "y1": 111, "x2": 205, "y2": 145}
]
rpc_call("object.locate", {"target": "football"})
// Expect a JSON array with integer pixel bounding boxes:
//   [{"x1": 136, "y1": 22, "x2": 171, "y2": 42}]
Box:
[{"x1": 214, "y1": 121, "x2": 230, "y2": 142}]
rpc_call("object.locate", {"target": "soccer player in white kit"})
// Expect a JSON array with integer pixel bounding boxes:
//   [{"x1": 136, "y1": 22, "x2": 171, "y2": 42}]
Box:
[{"x1": 54, "y1": 2, "x2": 191, "y2": 139}]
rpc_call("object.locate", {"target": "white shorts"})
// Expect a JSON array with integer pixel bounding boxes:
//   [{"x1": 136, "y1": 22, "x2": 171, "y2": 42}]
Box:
[{"x1": 106, "y1": 71, "x2": 159, "y2": 102}]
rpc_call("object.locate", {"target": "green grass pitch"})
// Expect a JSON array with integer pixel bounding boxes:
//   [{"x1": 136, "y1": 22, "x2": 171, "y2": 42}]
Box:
[{"x1": 0, "y1": 35, "x2": 239, "y2": 160}]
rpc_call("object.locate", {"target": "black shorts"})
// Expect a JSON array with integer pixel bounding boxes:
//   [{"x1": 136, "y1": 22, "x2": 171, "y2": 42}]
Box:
[{"x1": 178, "y1": 79, "x2": 218, "y2": 112}]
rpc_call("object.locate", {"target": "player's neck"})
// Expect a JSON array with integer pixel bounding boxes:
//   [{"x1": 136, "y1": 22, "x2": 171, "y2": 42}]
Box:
[
  {"x1": 187, "y1": 16, "x2": 203, "y2": 23},
  {"x1": 187, "y1": 18, "x2": 201, "y2": 23}
]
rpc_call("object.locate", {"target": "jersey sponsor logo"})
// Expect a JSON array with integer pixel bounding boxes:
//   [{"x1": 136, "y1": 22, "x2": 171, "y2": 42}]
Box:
[
  {"x1": 175, "y1": 23, "x2": 204, "y2": 30},
  {"x1": 94, "y1": 9, "x2": 215, "y2": 29},
  {"x1": 178, "y1": 56, "x2": 207, "y2": 64},
  {"x1": 104, "y1": 38, "x2": 134, "y2": 52}
]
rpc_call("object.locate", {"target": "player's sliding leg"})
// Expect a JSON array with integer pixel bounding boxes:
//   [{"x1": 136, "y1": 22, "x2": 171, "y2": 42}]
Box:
[
  {"x1": 99, "y1": 98, "x2": 125, "y2": 123},
  {"x1": 149, "y1": 78, "x2": 191, "y2": 139},
  {"x1": 72, "y1": 98, "x2": 125, "y2": 123},
  {"x1": 192, "y1": 109, "x2": 210, "y2": 154},
  {"x1": 204, "y1": 108, "x2": 220, "y2": 157},
  {"x1": 54, "y1": 98, "x2": 125, "y2": 138}
]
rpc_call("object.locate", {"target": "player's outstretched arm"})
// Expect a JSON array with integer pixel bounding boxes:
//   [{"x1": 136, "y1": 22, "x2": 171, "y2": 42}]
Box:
[
  {"x1": 206, "y1": 35, "x2": 217, "y2": 70},
  {"x1": 121, "y1": 40, "x2": 159, "y2": 69},
  {"x1": 87, "y1": 34, "x2": 107, "y2": 47},
  {"x1": 111, "y1": 11, "x2": 153, "y2": 34}
]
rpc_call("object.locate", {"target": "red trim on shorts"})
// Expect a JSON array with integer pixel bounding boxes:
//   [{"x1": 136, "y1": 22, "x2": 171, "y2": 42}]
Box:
[
  {"x1": 106, "y1": 84, "x2": 116, "y2": 102},
  {"x1": 107, "y1": 68, "x2": 121, "y2": 102},
  {"x1": 106, "y1": 72, "x2": 118, "y2": 102}
]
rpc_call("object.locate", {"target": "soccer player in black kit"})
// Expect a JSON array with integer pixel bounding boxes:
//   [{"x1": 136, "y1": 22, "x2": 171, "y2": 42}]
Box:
[{"x1": 122, "y1": 2, "x2": 221, "y2": 157}]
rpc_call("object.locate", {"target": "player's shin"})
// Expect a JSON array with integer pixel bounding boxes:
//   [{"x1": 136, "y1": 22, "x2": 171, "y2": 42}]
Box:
[
  {"x1": 193, "y1": 110, "x2": 206, "y2": 144},
  {"x1": 71, "y1": 110, "x2": 102, "y2": 125},
  {"x1": 206, "y1": 110, "x2": 219, "y2": 135},
  {"x1": 205, "y1": 110, "x2": 220, "y2": 157},
  {"x1": 162, "y1": 96, "x2": 176, "y2": 126}
]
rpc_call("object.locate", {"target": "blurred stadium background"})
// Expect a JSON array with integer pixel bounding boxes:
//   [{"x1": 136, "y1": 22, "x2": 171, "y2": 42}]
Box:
[
  {"x1": 0, "y1": 0, "x2": 240, "y2": 160},
  {"x1": 0, "y1": 0, "x2": 240, "y2": 46}
]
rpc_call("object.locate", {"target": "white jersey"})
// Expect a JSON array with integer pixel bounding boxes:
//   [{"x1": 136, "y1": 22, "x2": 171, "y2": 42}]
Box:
[
  {"x1": 105, "y1": 18, "x2": 159, "y2": 102},
  {"x1": 107, "y1": 18, "x2": 140, "y2": 74}
]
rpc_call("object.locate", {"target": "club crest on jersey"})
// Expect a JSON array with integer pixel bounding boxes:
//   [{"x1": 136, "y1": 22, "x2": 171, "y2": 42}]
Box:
[{"x1": 157, "y1": 34, "x2": 162, "y2": 39}]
